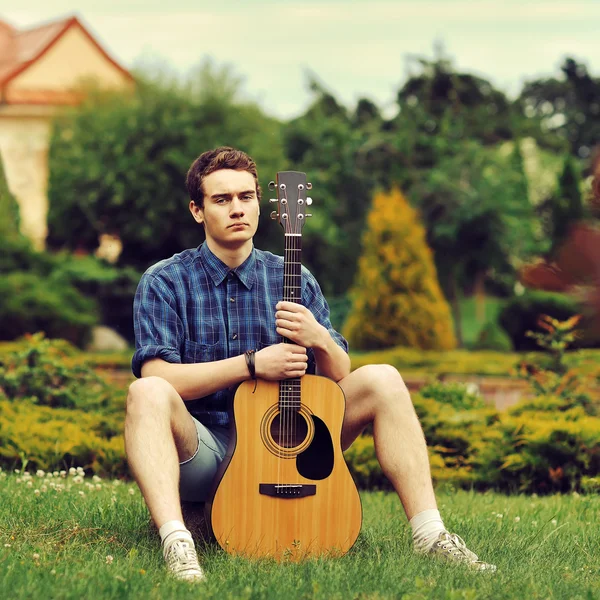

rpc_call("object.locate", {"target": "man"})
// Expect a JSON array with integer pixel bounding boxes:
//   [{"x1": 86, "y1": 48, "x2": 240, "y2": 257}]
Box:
[{"x1": 127, "y1": 146, "x2": 496, "y2": 582}]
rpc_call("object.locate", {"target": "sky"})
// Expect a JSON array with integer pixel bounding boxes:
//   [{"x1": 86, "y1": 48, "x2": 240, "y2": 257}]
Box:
[{"x1": 1, "y1": 0, "x2": 599, "y2": 119}]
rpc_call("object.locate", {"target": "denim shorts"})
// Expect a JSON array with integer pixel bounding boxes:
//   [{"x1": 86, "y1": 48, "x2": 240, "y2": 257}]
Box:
[{"x1": 179, "y1": 418, "x2": 231, "y2": 503}]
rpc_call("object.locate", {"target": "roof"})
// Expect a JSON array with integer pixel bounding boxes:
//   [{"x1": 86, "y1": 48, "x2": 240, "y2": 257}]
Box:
[{"x1": 0, "y1": 15, "x2": 133, "y2": 104}]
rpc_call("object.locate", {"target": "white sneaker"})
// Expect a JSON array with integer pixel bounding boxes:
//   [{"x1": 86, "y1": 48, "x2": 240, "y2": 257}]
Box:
[
  {"x1": 421, "y1": 531, "x2": 497, "y2": 572},
  {"x1": 163, "y1": 538, "x2": 205, "y2": 582}
]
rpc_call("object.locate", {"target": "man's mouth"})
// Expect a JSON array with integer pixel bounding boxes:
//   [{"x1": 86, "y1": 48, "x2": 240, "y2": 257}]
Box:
[{"x1": 228, "y1": 223, "x2": 249, "y2": 228}]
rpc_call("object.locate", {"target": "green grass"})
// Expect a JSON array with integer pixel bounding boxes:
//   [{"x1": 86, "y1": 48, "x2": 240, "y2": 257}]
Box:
[
  {"x1": 1, "y1": 470, "x2": 599, "y2": 599},
  {"x1": 459, "y1": 295, "x2": 505, "y2": 348}
]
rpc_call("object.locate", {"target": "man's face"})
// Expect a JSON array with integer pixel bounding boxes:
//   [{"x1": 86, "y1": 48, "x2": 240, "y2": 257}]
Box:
[{"x1": 191, "y1": 169, "x2": 260, "y2": 249}]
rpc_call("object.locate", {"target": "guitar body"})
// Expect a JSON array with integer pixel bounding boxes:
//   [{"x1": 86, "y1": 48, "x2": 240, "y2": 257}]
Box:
[{"x1": 207, "y1": 375, "x2": 362, "y2": 560}]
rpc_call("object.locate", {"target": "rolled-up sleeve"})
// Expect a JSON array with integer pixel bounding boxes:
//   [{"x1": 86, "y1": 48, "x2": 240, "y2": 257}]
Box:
[
  {"x1": 302, "y1": 267, "x2": 349, "y2": 354},
  {"x1": 131, "y1": 273, "x2": 184, "y2": 378}
]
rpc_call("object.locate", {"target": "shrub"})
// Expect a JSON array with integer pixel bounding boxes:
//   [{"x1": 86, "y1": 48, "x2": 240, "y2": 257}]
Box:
[
  {"x1": 343, "y1": 188, "x2": 456, "y2": 351},
  {"x1": 499, "y1": 291, "x2": 580, "y2": 351},
  {"x1": 419, "y1": 381, "x2": 486, "y2": 411},
  {"x1": 0, "y1": 274, "x2": 98, "y2": 347},
  {"x1": 50, "y1": 255, "x2": 140, "y2": 342},
  {"x1": 0, "y1": 398, "x2": 127, "y2": 476},
  {"x1": 0, "y1": 333, "x2": 117, "y2": 410}
]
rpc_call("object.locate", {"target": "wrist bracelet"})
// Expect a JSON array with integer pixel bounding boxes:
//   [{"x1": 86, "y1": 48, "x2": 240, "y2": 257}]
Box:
[{"x1": 244, "y1": 349, "x2": 256, "y2": 379}]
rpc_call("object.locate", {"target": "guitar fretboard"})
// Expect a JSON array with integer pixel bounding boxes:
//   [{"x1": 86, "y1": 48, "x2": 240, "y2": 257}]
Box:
[{"x1": 279, "y1": 204, "x2": 303, "y2": 411}]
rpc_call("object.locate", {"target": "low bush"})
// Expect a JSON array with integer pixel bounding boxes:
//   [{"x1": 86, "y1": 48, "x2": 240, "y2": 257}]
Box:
[
  {"x1": 0, "y1": 274, "x2": 98, "y2": 347},
  {"x1": 499, "y1": 291, "x2": 581, "y2": 351},
  {"x1": 0, "y1": 333, "x2": 121, "y2": 411}
]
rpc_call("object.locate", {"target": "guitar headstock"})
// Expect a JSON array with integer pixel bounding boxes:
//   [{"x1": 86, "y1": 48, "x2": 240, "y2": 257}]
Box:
[{"x1": 268, "y1": 171, "x2": 313, "y2": 235}]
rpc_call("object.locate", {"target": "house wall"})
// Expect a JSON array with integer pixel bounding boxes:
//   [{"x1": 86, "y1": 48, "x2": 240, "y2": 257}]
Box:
[{"x1": 0, "y1": 108, "x2": 53, "y2": 249}]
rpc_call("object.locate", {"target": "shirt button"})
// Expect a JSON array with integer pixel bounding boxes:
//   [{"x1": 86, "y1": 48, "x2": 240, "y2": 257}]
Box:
[
  {"x1": 230, "y1": 297, "x2": 235, "y2": 303},
  {"x1": 232, "y1": 333, "x2": 238, "y2": 340}
]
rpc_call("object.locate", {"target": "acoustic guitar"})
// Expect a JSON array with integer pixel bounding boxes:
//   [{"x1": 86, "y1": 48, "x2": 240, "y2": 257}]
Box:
[{"x1": 207, "y1": 171, "x2": 362, "y2": 560}]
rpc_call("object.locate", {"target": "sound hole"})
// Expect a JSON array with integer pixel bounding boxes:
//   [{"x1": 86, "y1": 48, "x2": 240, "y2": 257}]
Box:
[{"x1": 270, "y1": 411, "x2": 308, "y2": 449}]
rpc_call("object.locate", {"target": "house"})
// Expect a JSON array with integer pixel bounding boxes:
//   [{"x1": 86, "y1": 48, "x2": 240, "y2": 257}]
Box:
[{"x1": 0, "y1": 15, "x2": 133, "y2": 249}]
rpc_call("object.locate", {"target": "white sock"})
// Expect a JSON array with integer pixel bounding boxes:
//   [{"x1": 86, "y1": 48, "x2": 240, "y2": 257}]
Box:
[
  {"x1": 159, "y1": 520, "x2": 193, "y2": 549},
  {"x1": 410, "y1": 509, "x2": 447, "y2": 552}
]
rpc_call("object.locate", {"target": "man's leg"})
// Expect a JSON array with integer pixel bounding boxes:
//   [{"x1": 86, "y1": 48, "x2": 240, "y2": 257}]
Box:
[
  {"x1": 338, "y1": 364, "x2": 496, "y2": 571},
  {"x1": 338, "y1": 364, "x2": 436, "y2": 519},
  {"x1": 125, "y1": 376, "x2": 198, "y2": 527},
  {"x1": 124, "y1": 376, "x2": 205, "y2": 581}
]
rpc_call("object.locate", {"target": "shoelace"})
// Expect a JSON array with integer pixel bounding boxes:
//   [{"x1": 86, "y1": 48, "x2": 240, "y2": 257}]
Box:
[
  {"x1": 166, "y1": 540, "x2": 201, "y2": 574},
  {"x1": 437, "y1": 533, "x2": 474, "y2": 559}
]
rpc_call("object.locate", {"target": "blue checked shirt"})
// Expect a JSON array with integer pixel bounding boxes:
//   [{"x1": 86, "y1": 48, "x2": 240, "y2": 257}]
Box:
[{"x1": 132, "y1": 243, "x2": 348, "y2": 426}]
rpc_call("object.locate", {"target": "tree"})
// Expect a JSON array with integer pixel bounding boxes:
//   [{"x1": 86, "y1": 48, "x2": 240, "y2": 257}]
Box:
[
  {"x1": 47, "y1": 62, "x2": 287, "y2": 270},
  {"x1": 0, "y1": 157, "x2": 20, "y2": 240},
  {"x1": 406, "y1": 140, "x2": 538, "y2": 344},
  {"x1": 549, "y1": 156, "x2": 584, "y2": 253},
  {"x1": 343, "y1": 188, "x2": 456, "y2": 351},
  {"x1": 519, "y1": 57, "x2": 600, "y2": 160}
]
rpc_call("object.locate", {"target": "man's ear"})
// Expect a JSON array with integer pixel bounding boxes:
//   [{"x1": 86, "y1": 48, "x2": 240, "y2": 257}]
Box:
[{"x1": 190, "y1": 200, "x2": 203, "y2": 224}]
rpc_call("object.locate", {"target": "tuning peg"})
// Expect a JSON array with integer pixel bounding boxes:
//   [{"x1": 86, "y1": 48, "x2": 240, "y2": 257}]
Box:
[
  {"x1": 268, "y1": 181, "x2": 276, "y2": 191},
  {"x1": 269, "y1": 198, "x2": 278, "y2": 203},
  {"x1": 306, "y1": 213, "x2": 313, "y2": 217},
  {"x1": 306, "y1": 197, "x2": 313, "y2": 206},
  {"x1": 270, "y1": 211, "x2": 278, "y2": 220},
  {"x1": 306, "y1": 182, "x2": 312, "y2": 190}
]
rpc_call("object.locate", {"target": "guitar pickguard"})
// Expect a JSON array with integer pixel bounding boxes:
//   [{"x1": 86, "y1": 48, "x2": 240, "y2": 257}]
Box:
[{"x1": 296, "y1": 415, "x2": 334, "y2": 480}]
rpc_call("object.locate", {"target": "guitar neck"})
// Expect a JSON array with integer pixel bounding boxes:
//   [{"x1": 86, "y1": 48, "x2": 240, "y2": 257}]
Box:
[{"x1": 283, "y1": 233, "x2": 302, "y2": 307}]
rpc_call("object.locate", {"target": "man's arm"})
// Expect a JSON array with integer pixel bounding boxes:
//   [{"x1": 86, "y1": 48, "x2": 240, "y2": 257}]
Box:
[
  {"x1": 141, "y1": 355, "x2": 250, "y2": 401},
  {"x1": 141, "y1": 342, "x2": 310, "y2": 401}
]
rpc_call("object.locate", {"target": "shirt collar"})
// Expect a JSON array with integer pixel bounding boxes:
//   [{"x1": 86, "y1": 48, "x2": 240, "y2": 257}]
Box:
[{"x1": 198, "y1": 243, "x2": 256, "y2": 289}]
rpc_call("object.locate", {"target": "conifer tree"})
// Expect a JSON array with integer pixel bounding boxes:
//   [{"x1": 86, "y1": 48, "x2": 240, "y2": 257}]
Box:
[
  {"x1": 550, "y1": 155, "x2": 583, "y2": 253},
  {"x1": 343, "y1": 188, "x2": 457, "y2": 351},
  {"x1": 0, "y1": 157, "x2": 20, "y2": 239}
]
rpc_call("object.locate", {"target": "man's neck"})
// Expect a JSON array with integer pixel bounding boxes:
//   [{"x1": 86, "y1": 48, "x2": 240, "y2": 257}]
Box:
[{"x1": 205, "y1": 239, "x2": 253, "y2": 269}]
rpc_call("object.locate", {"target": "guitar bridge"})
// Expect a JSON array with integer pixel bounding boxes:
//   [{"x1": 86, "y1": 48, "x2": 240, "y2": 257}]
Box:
[{"x1": 259, "y1": 484, "x2": 316, "y2": 498}]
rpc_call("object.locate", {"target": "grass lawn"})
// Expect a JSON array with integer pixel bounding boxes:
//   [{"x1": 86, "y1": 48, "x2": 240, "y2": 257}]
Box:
[{"x1": 1, "y1": 470, "x2": 598, "y2": 599}]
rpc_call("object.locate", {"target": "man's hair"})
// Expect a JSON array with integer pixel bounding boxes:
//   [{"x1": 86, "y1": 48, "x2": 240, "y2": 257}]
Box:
[{"x1": 186, "y1": 146, "x2": 262, "y2": 208}]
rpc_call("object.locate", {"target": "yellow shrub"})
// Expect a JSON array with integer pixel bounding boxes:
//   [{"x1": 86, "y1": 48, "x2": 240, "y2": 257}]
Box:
[{"x1": 343, "y1": 188, "x2": 456, "y2": 351}]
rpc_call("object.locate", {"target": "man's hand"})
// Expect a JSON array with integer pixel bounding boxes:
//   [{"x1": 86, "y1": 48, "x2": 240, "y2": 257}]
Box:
[
  {"x1": 275, "y1": 301, "x2": 328, "y2": 349},
  {"x1": 254, "y1": 343, "x2": 308, "y2": 380}
]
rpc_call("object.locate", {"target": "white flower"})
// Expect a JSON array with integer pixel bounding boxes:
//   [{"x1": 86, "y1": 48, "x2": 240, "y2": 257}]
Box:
[
  {"x1": 78, "y1": 491, "x2": 85, "y2": 497},
  {"x1": 128, "y1": 488, "x2": 135, "y2": 496},
  {"x1": 69, "y1": 468, "x2": 77, "y2": 476},
  {"x1": 26, "y1": 481, "x2": 33, "y2": 488},
  {"x1": 96, "y1": 484, "x2": 102, "y2": 491},
  {"x1": 60, "y1": 471, "x2": 67, "y2": 478},
  {"x1": 514, "y1": 516, "x2": 520, "y2": 522},
  {"x1": 106, "y1": 555, "x2": 114, "y2": 565},
  {"x1": 551, "y1": 519, "x2": 557, "y2": 526},
  {"x1": 53, "y1": 471, "x2": 59, "y2": 478},
  {"x1": 34, "y1": 489, "x2": 40, "y2": 496},
  {"x1": 496, "y1": 513, "x2": 503, "y2": 519},
  {"x1": 73, "y1": 476, "x2": 83, "y2": 484},
  {"x1": 33, "y1": 553, "x2": 40, "y2": 560},
  {"x1": 93, "y1": 475, "x2": 101, "y2": 483},
  {"x1": 4, "y1": 544, "x2": 11, "y2": 548},
  {"x1": 40, "y1": 486, "x2": 47, "y2": 493},
  {"x1": 36, "y1": 470, "x2": 45, "y2": 478}
]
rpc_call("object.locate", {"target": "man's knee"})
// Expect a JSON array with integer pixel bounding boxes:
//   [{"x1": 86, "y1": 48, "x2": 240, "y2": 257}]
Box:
[
  {"x1": 352, "y1": 363, "x2": 411, "y2": 406},
  {"x1": 126, "y1": 376, "x2": 177, "y2": 416}
]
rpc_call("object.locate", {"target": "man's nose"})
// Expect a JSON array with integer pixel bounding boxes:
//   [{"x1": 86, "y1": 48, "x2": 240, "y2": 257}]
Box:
[{"x1": 230, "y1": 196, "x2": 245, "y2": 215}]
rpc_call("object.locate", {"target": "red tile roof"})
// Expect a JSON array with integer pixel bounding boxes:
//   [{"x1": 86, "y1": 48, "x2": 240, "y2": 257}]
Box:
[{"x1": 0, "y1": 15, "x2": 133, "y2": 105}]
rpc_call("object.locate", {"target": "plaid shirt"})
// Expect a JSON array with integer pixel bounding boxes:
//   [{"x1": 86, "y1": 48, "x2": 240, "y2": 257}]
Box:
[{"x1": 132, "y1": 243, "x2": 348, "y2": 426}]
